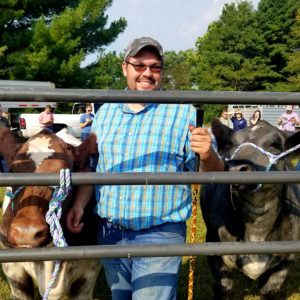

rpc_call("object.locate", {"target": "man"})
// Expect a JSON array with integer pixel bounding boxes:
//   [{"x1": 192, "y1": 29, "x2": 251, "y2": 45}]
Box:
[
  {"x1": 0, "y1": 104, "x2": 10, "y2": 173},
  {"x1": 219, "y1": 109, "x2": 232, "y2": 128},
  {"x1": 80, "y1": 103, "x2": 94, "y2": 141},
  {"x1": 66, "y1": 37, "x2": 224, "y2": 299},
  {"x1": 38, "y1": 105, "x2": 54, "y2": 131},
  {"x1": 278, "y1": 105, "x2": 300, "y2": 135}
]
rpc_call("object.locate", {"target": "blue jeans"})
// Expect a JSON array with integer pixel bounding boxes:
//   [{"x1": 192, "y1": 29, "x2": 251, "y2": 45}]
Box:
[
  {"x1": 98, "y1": 219, "x2": 186, "y2": 300},
  {"x1": 81, "y1": 132, "x2": 90, "y2": 141},
  {"x1": 0, "y1": 155, "x2": 8, "y2": 173},
  {"x1": 44, "y1": 125, "x2": 54, "y2": 132}
]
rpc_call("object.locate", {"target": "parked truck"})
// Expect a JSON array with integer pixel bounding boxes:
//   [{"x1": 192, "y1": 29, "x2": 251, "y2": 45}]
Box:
[
  {"x1": 0, "y1": 80, "x2": 102, "y2": 139},
  {"x1": 13, "y1": 102, "x2": 102, "y2": 138}
]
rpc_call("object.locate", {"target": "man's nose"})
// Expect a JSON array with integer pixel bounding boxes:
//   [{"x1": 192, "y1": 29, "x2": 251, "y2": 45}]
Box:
[{"x1": 141, "y1": 66, "x2": 153, "y2": 76}]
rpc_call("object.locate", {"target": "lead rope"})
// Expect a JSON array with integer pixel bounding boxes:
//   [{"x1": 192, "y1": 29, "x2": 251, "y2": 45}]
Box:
[
  {"x1": 226, "y1": 142, "x2": 300, "y2": 192},
  {"x1": 43, "y1": 169, "x2": 71, "y2": 300}
]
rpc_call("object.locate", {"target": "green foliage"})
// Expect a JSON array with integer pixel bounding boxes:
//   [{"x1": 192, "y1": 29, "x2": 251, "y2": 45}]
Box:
[
  {"x1": 256, "y1": 0, "x2": 300, "y2": 90},
  {"x1": 87, "y1": 51, "x2": 127, "y2": 89},
  {"x1": 162, "y1": 49, "x2": 195, "y2": 90},
  {"x1": 0, "y1": 0, "x2": 127, "y2": 88},
  {"x1": 191, "y1": 1, "x2": 277, "y2": 91},
  {"x1": 191, "y1": 0, "x2": 300, "y2": 92}
]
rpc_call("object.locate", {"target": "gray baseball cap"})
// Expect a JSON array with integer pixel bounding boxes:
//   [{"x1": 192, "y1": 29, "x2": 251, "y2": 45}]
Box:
[{"x1": 124, "y1": 37, "x2": 164, "y2": 61}]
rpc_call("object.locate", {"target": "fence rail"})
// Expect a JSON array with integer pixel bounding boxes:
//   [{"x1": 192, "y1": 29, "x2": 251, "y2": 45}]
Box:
[
  {"x1": 0, "y1": 88, "x2": 300, "y2": 104},
  {"x1": 1, "y1": 171, "x2": 300, "y2": 186},
  {"x1": 0, "y1": 241, "x2": 299, "y2": 262}
]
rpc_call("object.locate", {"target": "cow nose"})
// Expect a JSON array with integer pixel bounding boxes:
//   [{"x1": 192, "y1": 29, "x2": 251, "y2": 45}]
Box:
[
  {"x1": 229, "y1": 164, "x2": 253, "y2": 172},
  {"x1": 8, "y1": 220, "x2": 49, "y2": 248}
]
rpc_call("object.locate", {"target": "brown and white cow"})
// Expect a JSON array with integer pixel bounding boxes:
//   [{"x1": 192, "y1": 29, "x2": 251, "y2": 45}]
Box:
[
  {"x1": 201, "y1": 119, "x2": 300, "y2": 300},
  {"x1": 0, "y1": 128, "x2": 101, "y2": 300}
]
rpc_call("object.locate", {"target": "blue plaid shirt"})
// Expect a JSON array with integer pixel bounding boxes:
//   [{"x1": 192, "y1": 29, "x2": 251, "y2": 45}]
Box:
[{"x1": 91, "y1": 103, "x2": 196, "y2": 230}]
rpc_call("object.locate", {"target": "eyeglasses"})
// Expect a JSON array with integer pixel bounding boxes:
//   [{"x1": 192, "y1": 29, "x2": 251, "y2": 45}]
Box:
[
  {"x1": 87, "y1": 110, "x2": 92, "y2": 112},
  {"x1": 126, "y1": 61, "x2": 163, "y2": 73}
]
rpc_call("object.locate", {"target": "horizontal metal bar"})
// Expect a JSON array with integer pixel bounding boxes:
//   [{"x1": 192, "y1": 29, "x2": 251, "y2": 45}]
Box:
[
  {"x1": 0, "y1": 88, "x2": 299, "y2": 104},
  {"x1": 0, "y1": 171, "x2": 300, "y2": 186},
  {"x1": 0, "y1": 241, "x2": 299, "y2": 262}
]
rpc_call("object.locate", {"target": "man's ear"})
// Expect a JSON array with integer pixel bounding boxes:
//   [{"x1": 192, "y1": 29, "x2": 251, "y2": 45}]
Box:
[{"x1": 122, "y1": 61, "x2": 128, "y2": 77}]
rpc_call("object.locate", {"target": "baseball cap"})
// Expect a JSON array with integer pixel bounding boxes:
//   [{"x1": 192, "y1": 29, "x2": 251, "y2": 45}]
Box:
[
  {"x1": 286, "y1": 105, "x2": 293, "y2": 111},
  {"x1": 124, "y1": 37, "x2": 164, "y2": 61}
]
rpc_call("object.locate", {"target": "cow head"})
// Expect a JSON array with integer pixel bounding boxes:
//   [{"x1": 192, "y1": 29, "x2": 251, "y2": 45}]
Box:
[
  {"x1": 0, "y1": 128, "x2": 98, "y2": 248},
  {"x1": 211, "y1": 119, "x2": 300, "y2": 193}
]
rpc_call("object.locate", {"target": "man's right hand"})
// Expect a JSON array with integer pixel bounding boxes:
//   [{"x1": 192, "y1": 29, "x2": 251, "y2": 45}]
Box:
[{"x1": 66, "y1": 206, "x2": 84, "y2": 233}]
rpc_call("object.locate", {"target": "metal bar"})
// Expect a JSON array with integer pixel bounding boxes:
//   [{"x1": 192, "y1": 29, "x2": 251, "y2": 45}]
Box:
[
  {"x1": 0, "y1": 171, "x2": 300, "y2": 186},
  {"x1": 0, "y1": 88, "x2": 300, "y2": 104},
  {"x1": 0, "y1": 241, "x2": 299, "y2": 263}
]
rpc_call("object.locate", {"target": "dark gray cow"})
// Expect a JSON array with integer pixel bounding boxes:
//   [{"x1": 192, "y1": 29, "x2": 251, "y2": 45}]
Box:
[{"x1": 201, "y1": 119, "x2": 300, "y2": 300}]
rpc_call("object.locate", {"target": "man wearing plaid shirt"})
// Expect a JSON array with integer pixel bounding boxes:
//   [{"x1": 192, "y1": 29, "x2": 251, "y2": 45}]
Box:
[{"x1": 67, "y1": 37, "x2": 224, "y2": 299}]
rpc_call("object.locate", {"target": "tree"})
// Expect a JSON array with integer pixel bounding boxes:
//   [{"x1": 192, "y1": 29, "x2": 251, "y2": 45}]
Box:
[
  {"x1": 0, "y1": 0, "x2": 126, "y2": 88},
  {"x1": 162, "y1": 49, "x2": 195, "y2": 90},
  {"x1": 87, "y1": 51, "x2": 126, "y2": 89},
  {"x1": 257, "y1": 0, "x2": 300, "y2": 82},
  {"x1": 191, "y1": 1, "x2": 279, "y2": 91}
]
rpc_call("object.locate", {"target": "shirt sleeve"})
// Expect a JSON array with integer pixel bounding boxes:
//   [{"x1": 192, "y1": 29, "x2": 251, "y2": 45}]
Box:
[{"x1": 184, "y1": 105, "x2": 196, "y2": 172}]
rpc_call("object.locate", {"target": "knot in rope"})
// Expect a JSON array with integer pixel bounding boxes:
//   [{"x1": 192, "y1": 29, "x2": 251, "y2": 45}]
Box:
[
  {"x1": 43, "y1": 168, "x2": 71, "y2": 300},
  {"x1": 226, "y1": 142, "x2": 300, "y2": 192}
]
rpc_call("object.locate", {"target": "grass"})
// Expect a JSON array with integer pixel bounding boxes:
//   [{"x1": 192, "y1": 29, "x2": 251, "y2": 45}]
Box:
[{"x1": 0, "y1": 186, "x2": 299, "y2": 299}]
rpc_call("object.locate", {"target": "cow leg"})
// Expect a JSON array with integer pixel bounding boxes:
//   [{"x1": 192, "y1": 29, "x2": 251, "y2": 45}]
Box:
[
  {"x1": 207, "y1": 256, "x2": 234, "y2": 300},
  {"x1": 258, "y1": 260, "x2": 291, "y2": 300},
  {"x1": 2, "y1": 263, "x2": 34, "y2": 300},
  {"x1": 67, "y1": 260, "x2": 101, "y2": 300}
]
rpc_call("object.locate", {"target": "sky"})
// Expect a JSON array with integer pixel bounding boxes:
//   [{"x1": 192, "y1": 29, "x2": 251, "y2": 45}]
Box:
[
  {"x1": 105, "y1": 0, "x2": 260, "y2": 53},
  {"x1": 83, "y1": 0, "x2": 260, "y2": 65}
]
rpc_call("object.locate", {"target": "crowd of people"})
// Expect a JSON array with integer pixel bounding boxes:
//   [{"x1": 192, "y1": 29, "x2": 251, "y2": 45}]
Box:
[{"x1": 218, "y1": 106, "x2": 300, "y2": 135}]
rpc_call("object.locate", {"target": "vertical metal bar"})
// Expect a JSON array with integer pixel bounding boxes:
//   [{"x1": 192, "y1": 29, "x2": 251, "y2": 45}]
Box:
[{"x1": 188, "y1": 109, "x2": 204, "y2": 300}]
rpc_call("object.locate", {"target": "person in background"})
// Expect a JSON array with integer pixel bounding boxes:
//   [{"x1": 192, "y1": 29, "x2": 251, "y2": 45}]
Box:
[
  {"x1": 219, "y1": 109, "x2": 232, "y2": 128},
  {"x1": 38, "y1": 105, "x2": 54, "y2": 131},
  {"x1": 80, "y1": 103, "x2": 94, "y2": 141},
  {"x1": 278, "y1": 105, "x2": 300, "y2": 135},
  {"x1": 249, "y1": 110, "x2": 261, "y2": 127},
  {"x1": 230, "y1": 110, "x2": 247, "y2": 131},
  {"x1": 66, "y1": 36, "x2": 225, "y2": 300},
  {"x1": 0, "y1": 104, "x2": 10, "y2": 172}
]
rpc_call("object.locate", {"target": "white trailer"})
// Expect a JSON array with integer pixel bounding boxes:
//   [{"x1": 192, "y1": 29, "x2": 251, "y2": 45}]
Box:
[{"x1": 0, "y1": 80, "x2": 57, "y2": 111}]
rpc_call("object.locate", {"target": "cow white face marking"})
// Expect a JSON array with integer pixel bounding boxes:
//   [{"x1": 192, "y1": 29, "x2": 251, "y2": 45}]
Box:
[
  {"x1": 242, "y1": 261, "x2": 268, "y2": 279},
  {"x1": 27, "y1": 136, "x2": 55, "y2": 167}
]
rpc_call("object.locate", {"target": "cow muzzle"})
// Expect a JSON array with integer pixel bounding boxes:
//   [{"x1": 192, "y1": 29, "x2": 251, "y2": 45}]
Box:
[{"x1": 8, "y1": 215, "x2": 50, "y2": 248}]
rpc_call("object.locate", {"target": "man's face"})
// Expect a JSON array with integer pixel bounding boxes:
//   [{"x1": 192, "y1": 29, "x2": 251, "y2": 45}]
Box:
[
  {"x1": 122, "y1": 49, "x2": 163, "y2": 91},
  {"x1": 45, "y1": 107, "x2": 51, "y2": 114}
]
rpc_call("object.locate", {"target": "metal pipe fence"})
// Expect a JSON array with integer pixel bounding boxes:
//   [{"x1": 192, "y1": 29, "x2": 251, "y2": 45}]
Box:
[
  {"x1": 0, "y1": 89, "x2": 300, "y2": 261},
  {"x1": 0, "y1": 241, "x2": 299, "y2": 262},
  {"x1": 1, "y1": 171, "x2": 300, "y2": 186},
  {"x1": 0, "y1": 88, "x2": 300, "y2": 104}
]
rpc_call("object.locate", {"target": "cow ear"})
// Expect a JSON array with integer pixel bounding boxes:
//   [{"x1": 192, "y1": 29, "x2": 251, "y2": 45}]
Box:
[
  {"x1": 211, "y1": 118, "x2": 233, "y2": 156},
  {"x1": 0, "y1": 128, "x2": 20, "y2": 169},
  {"x1": 71, "y1": 134, "x2": 98, "y2": 171}
]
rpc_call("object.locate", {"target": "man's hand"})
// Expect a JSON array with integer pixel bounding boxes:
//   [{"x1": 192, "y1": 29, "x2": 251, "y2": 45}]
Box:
[
  {"x1": 189, "y1": 124, "x2": 213, "y2": 161},
  {"x1": 189, "y1": 124, "x2": 225, "y2": 172},
  {"x1": 66, "y1": 205, "x2": 84, "y2": 233}
]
